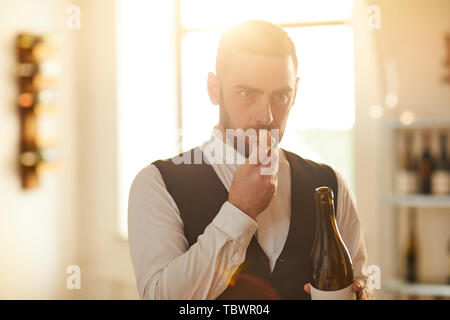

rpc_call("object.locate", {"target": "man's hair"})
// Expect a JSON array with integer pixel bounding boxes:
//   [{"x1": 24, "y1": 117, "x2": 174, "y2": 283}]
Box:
[{"x1": 215, "y1": 20, "x2": 298, "y2": 78}]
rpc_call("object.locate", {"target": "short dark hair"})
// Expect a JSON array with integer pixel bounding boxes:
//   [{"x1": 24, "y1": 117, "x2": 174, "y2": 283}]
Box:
[{"x1": 215, "y1": 20, "x2": 298, "y2": 78}]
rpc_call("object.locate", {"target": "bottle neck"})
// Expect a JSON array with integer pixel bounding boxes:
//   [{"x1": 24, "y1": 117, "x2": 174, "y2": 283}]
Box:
[
  {"x1": 315, "y1": 198, "x2": 339, "y2": 242},
  {"x1": 314, "y1": 195, "x2": 352, "y2": 264}
]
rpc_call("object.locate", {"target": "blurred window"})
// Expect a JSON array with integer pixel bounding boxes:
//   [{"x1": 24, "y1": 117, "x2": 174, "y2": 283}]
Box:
[
  {"x1": 118, "y1": 0, "x2": 356, "y2": 238},
  {"x1": 180, "y1": 0, "x2": 356, "y2": 193}
]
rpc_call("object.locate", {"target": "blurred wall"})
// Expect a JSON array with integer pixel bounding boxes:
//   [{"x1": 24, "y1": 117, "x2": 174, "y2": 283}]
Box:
[
  {"x1": 353, "y1": 0, "x2": 384, "y2": 277},
  {"x1": 372, "y1": 0, "x2": 450, "y2": 115},
  {"x1": 72, "y1": 0, "x2": 138, "y2": 299},
  {"x1": 0, "y1": 0, "x2": 78, "y2": 299},
  {"x1": 0, "y1": 0, "x2": 139, "y2": 300}
]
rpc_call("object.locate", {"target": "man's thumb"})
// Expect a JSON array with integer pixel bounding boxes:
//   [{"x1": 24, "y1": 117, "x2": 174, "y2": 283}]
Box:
[{"x1": 304, "y1": 283, "x2": 311, "y2": 295}]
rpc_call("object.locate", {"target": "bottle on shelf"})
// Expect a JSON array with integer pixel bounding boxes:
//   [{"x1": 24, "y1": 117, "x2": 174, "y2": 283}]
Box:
[
  {"x1": 405, "y1": 208, "x2": 418, "y2": 283},
  {"x1": 395, "y1": 131, "x2": 419, "y2": 194},
  {"x1": 19, "y1": 150, "x2": 42, "y2": 168},
  {"x1": 19, "y1": 147, "x2": 60, "y2": 168},
  {"x1": 17, "y1": 34, "x2": 41, "y2": 64},
  {"x1": 418, "y1": 130, "x2": 434, "y2": 194},
  {"x1": 310, "y1": 186, "x2": 355, "y2": 300},
  {"x1": 431, "y1": 131, "x2": 450, "y2": 195},
  {"x1": 16, "y1": 63, "x2": 38, "y2": 78}
]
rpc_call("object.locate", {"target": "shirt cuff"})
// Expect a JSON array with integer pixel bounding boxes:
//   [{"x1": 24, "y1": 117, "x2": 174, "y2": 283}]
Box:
[{"x1": 212, "y1": 201, "x2": 258, "y2": 240}]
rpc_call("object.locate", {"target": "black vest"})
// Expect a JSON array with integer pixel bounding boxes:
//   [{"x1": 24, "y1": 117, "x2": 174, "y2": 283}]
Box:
[{"x1": 153, "y1": 147, "x2": 338, "y2": 300}]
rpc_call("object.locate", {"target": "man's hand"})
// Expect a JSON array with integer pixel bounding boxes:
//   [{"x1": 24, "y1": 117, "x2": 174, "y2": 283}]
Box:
[
  {"x1": 228, "y1": 136, "x2": 278, "y2": 221},
  {"x1": 303, "y1": 279, "x2": 372, "y2": 300}
]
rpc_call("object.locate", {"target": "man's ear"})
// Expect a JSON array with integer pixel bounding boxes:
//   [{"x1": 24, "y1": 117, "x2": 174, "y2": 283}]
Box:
[{"x1": 207, "y1": 72, "x2": 221, "y2": 105}]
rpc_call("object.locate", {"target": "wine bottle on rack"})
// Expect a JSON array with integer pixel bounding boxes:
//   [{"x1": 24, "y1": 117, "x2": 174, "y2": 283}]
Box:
[
  {"x1": 419, "y1": 131, "x2": 434, "y2": 194},
  {"x1": 396, "y1": 131, "x2": 418, "y2": 194},
  {"x1": 406, "y1": 208, "x2": 418, "y2": 283},
  {"x1": 431, "y1": 131, "x2": 450, "y2": 195},
  {"x1": 16, "y1": 63, "x2": 38, "y2": 78},
  {"x1": 310, "y1": 186, "x2": 355, "y2": 300}
]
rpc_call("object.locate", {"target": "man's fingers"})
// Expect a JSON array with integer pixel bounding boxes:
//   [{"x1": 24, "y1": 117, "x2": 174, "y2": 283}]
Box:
[
  {"x1": 260, "y1": 135, "x2": 277, "y2": 167},
  {"x1": 245, "y1": 132, "x2": 278, "y2": 167},
  {"x1": 352, "y1": 279, "x2": 370, "y2": 300},
  {"x1": 303, "y1": 283, "x2": 311, "y2": 295},
  {"x1": 352, "y1": 279, "x2": 364, "y2": 293},
  {"x1": 246, "y1": 141, "x2": 259, "y2": 165}
]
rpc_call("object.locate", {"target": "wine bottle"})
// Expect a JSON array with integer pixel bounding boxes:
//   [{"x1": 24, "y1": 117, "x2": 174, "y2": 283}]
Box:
[
  {"x1": 419, "y1": 131, "x2": 434, "y2": 194},
  {"x1": 396, "y1": 131, "x2": 418, "y2": 194},
  {"x1": 431, "y1": 131, "x2": 450, "y2": 195},
  {"x1": 405, "y1": 209, "x2": 418, "y2": 283},
  {"x1": 310, "y1": 186, "x2": 355, "y2": 300},
  {"x1": 16, "y1": 63, "x2": 38, "y2": 78},
  {"x1": 19, "y1": 150, "x2": 42, "y2": 167},
  {"x1": 18, "y1": 92, "x2": 36, "y2": 109}
]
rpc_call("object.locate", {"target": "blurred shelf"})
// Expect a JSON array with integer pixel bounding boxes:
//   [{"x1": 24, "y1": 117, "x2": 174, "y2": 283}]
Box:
[
  {"x1": 385, "y1": 279, "x2": 450, "y2": 297},
  {"x1": 380, "y1": 116, "x2": 450, "y2": 129},
  {"x1": 385, "y1": 194, "x2": 450, "y2": 208}
]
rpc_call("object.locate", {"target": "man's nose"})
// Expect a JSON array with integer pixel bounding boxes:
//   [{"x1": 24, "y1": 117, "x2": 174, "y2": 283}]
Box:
[{"x1": 255, "y1": 98, "x2": 274, "y2": 126}]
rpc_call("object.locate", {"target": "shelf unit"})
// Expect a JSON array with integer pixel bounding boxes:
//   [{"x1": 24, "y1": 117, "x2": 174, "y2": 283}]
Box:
[
  {"x1": 385, "y1": 279, "x2": 450, "y2": 298},
  {"x1": 377, "y1": 116, "x2": 450, "y2": 299},
  {"x1": 385, "y1": 194, "x2": 450, "y2": 208}
]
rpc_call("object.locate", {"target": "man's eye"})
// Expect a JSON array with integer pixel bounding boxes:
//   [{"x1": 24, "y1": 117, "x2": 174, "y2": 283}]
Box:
[
  {"x1": 240, "y1": 90, "x2": 253, "y2": 99},
  {"x1": 275, "y1": 93, "x2": 289, "y2": 104}
]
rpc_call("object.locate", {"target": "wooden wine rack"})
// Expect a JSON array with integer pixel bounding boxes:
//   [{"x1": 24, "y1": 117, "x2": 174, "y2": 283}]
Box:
[{"x1": 16, "y1": 33, "x2": 61, "y2": 189}]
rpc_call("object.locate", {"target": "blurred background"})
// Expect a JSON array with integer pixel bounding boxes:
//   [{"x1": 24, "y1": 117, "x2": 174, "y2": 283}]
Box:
[{"x1": 0, "y1": 0, "x2": 449, "y2": 299}]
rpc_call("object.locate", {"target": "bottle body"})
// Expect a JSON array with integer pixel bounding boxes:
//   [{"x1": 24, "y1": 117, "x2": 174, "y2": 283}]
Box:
[
  {"x1": 395, "y1": 132, "x2": 418, "y2": 194},
  {"x1": 405, "y1": 209, "x2": 418, "y2": 283},
  {"x1": 431, "y1": 132, "x2": 449, "y2": 195},
  {"x1": 419, "y1": 131, "x2": 433, "y2": 194},
  {"x1": 311, "y1": 186, "x2": 354, "y2": 298}
]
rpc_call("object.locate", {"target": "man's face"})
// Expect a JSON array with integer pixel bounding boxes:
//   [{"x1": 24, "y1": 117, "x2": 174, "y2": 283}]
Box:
[{"x1": 216, "y1": 52, "x2": 299, "y2": 146}]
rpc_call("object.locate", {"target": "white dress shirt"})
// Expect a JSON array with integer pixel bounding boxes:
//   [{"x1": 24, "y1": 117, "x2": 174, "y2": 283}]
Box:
[{"x1": 128, "y1": 127, "x2": 368, "y2": 300}]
